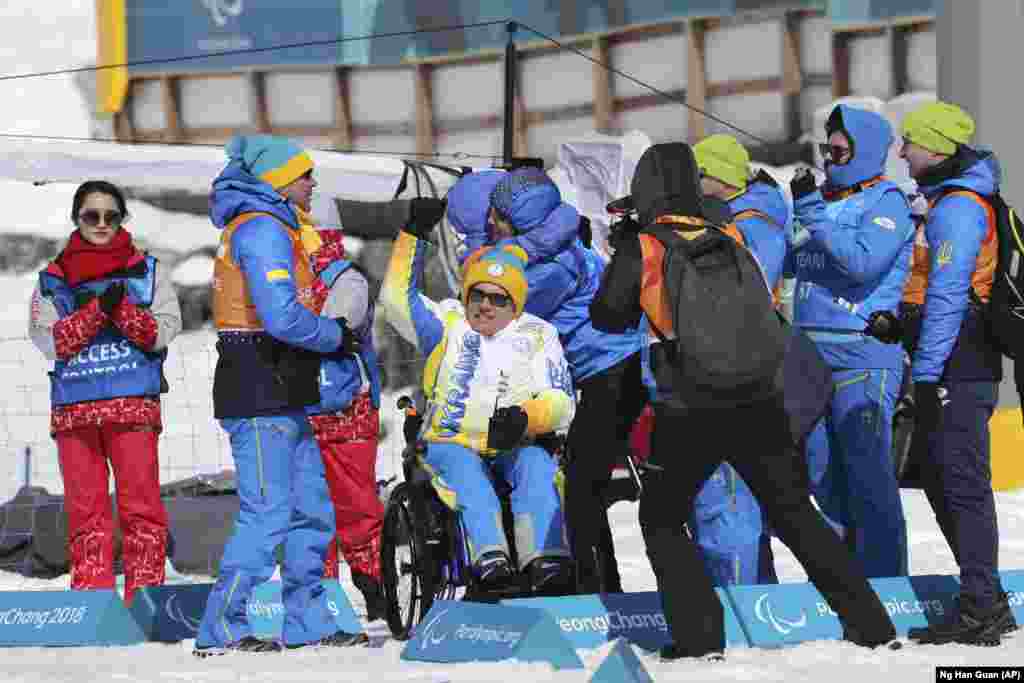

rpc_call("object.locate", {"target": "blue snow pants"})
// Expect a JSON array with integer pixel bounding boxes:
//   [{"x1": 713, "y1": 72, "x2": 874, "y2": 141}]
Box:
[
  {"x1": 691, "y1": 462, "x2": 778, "y2": 585},
  {"x1": 423, "y1": 442, "x2": 568, "y2": 569},
  {"x1": 807, "y1": 367, "x2": 908, "y2": 578},
  {"x1": 195, "y1": 411, "x2": 337, "y2": 648}
]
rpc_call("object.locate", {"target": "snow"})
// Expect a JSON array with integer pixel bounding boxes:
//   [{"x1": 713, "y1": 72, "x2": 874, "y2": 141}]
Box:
[{"x1": 1, "y1": 5, "x2": 1022, "y2": 681}]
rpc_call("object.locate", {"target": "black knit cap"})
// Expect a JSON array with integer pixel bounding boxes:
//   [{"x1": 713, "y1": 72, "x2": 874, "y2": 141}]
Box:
[{"x1": 629, "y1": 142, "x2": 705, "y2": 227}]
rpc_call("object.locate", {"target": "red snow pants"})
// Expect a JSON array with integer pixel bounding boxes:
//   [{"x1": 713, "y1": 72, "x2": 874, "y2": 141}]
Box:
[
  {"x1": 55, "y1": 424, "x2": 168, "y2": 604},
  {"x1": 311, "y1": 393, "x2": 383, "y2": 582}
]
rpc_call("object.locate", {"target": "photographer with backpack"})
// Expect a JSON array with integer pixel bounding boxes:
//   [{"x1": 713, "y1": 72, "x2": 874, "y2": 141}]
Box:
[
  {"x1": 898, "y1": 101, "x2": 1017, "y2": 645},
  {"x1": 590, "y1": 142, "x2": 897, "y2": 661}
]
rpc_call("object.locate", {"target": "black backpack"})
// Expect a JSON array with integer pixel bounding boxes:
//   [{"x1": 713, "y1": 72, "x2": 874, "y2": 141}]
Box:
[
  {"x1": 646, "y1": 223, "x2": 787, "y2": 408},
  {"x1": 934, "y1": 189, "x2": 1024, "y2": 360}
]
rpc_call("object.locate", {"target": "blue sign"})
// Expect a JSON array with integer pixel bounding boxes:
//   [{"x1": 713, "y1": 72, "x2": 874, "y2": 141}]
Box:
[
  {"x1": 591, "y1": 638, "x2": 654, "y2": 683},
  {"x1": 126, "y1": 1, "x2": 344, "y2": 74},
  {"x1": 247, "y1": 579, "x2": 363, "y2": 640},
  {"x1": 128, "y1": 584, "x2": 212, "y2": 642},
  {"x1": 997, "y1": 570, "x2": 1024, "y2": 626},
  {"x1": 506, "y1": 590, "x2": 749, "y2": 651},
  {"x1": 401, "y1": 599, "x2": 584, "y2": 670},
  {"x1": 0, "y1": 590, "x2": 145, "y2": 647}
]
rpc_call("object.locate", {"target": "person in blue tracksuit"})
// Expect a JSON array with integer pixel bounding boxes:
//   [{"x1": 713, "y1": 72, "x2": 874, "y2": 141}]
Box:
[
  {"x1": 691, "y1": 134, "x2": 790, "y2": 585},
  {"x1": 787, "y1": 104, "x2": 915, "y2": 579},
  {"x1": 194, "y1": 135, "x2": 365, "y2": 656},
  {"x1": 898, "y1": 101, "x2": 1015, "y2": 645},
  {"x1": 447, "y1": 167, "x2": 647, "y2": 593}
]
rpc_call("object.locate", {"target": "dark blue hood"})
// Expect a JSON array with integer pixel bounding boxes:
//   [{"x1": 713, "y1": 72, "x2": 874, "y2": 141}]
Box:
[
  {"x1": 919, "y1": 147, "x2": 1001, "y2": 199},
  {"x1": 825, "y1": 104, "x2": 894, "y2": 190},
  {"x1": 210, "y1": 159, "x2": 300, "y2": 230},
  {"x1": 730, "y1": 176, "x2": 789, "y2": 227}
]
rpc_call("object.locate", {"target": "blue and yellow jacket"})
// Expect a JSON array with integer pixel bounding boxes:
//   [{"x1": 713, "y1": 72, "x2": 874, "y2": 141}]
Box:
[
  {"x1": 903, "y1": 148, "x2": 1003, "y2": 383},
  {"x1": 730, "y1": 174, "x2": 790, "y2": 291},
  {"x1": 381, "y1": 231, "x2": 575, "y2": 454},
  {"x1": 209, "y1": 161, "x2": 344, "y2": 418}
]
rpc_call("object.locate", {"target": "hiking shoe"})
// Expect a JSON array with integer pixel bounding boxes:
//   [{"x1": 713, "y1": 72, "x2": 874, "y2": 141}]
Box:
[
  {"x1": 193, "y1": 636, "x2": 283, "y2": 658},
  {"x1": 907, "y1": 594, "x2": 1011, "y2": 647},
  {"x1": 659, "y1": 642, "x2": 725, "y2": 661},
  {"x1": 473, "y1": 550, "x2": 514, "y2": 590},
  {"x1": 527, "y1": 557, "x2": 574, "y2": 597},
  {"x1": 353, "y1": 572, "x2": 388, "y2": 622},
  {"x1": 285, "y1": 630, "x2": 370, "y2": 650}
]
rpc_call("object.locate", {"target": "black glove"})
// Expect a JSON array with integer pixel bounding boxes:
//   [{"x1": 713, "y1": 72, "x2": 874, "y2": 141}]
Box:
[
  {"x1": 908, "y1": 381, "x2": 944, "y2": 464},
  {"x1": 864, "y1": 311, "x2": 904, "y2": 345},
  {"x1": 486, "y1": 405, "x2": 529, "y2": 451},
  {"x1": 403, "y1": 197, "x2": 447, "y2": 239},
  {"x1": 578, "y1": 216, "x2": 592, "y2": 249},
  {"x1": 73, "y1": 290, "x2": 97, "y2": 310},
  {"x1": 334, "y1": 317, "x2": 362, "y2": 354},
  {"x1": 789, "y1": 167, "x2": 818, "y2": 201},
  {"x1": 98, "y1": 282, "x2": 125, "y2": 316}
]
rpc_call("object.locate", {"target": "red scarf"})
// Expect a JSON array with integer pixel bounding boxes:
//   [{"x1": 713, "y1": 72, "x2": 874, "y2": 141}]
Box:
[{"x1": 57, "y1": 229, "x2": 142, "y2": 286}]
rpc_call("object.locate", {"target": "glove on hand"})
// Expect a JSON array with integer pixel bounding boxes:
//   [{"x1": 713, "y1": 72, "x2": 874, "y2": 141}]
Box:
[
  {"x1": 864, "y1": 311, "x2": 904, "y2": 345},
  {"x1": 334, "y1": 317, "x2": 363, "y2": 354},
  {"x1": 487, "y1": 405, "x2": 529, "y2": 451},
  {"x1": 73, "y1": 290, "x2": 97, "y2": 310},
  {"x1": 403, "y1": 197, "x2": 447, "y2": 239},
  {"x1": 98, "y1": 282, "x2": 126, "y2": 316},
  {"x1": 789, "y1": 167, "x2": 818, "y2": 201}
]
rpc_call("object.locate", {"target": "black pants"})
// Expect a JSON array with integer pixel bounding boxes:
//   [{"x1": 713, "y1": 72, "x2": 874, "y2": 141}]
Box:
[
  {"x1": 919, "y1": 381, "x2": 1003, "y2": 606},
  {"x1": 565, "y1": 352, "x2": 647, "y2": 593},
  {"x1": 641, "y1": 396, "x2": 896, "y2": 655}
]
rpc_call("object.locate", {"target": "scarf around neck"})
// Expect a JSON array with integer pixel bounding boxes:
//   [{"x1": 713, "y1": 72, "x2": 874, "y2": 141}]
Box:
[{"x1": 57, "y1": 228, "x2": 142, "y2": 286}]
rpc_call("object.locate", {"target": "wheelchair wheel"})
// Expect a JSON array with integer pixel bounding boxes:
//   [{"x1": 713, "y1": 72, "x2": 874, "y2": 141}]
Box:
[{"x1": 381, "y1": 482, "x2": 438, "y2": 640}]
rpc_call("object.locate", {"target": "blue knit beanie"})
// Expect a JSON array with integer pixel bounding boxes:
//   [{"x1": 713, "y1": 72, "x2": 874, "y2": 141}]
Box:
[
  {"x1": 225, "y1": 134, "x2": 313, "y2": 189},
  {"x1": 490, "y1": 167, "x2": 561, "y2": 232}
]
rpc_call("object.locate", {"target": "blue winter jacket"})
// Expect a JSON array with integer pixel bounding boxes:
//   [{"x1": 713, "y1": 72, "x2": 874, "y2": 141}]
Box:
[
  {"x1": 911, "y1": 149, "x2": 1004, "y2": 383},
  {"x1": 210, "y1": 161, "x2": 342, "y2": 354},
  {"x1": 789, "y1": 105, "x2": 914, "y2": 371},
  {"x1": 730, "y1": 177, "x2": 789, "y2": 289},
  {"x1": 447, "y1": 171, "x2": 642, "y2": 383}
]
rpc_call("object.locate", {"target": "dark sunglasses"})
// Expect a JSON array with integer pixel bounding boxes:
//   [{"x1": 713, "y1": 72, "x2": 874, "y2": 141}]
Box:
[
  {"x1": 467, "y1": 288, "x2": 513, "y2": 309},
  {"x1": 818, "y1": 143, "x2": 851, "y2": 164},
  {"x1": 78, "y1": 209, "x2": 124, "y2": 228}
]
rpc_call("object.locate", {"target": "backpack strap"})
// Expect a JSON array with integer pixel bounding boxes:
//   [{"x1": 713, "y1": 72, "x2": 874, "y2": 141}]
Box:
[{"x1": 733, "y1": 208, "x2": 782, "y2": 230}]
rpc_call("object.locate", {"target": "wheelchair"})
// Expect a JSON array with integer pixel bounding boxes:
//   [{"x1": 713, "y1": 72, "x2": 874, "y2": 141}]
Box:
[{"x1": 379, "y1": 395, "x2": 642, "y2": 640}]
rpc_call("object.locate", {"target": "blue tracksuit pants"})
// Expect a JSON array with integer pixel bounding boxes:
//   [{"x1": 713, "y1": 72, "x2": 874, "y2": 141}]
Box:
[
  {"x1": 807, "y1": 367, "x2": 908, "y2": 578},
  {"x1": 691, "y1": 462, "x2": 778, "y2": 585},
  {"x1": 423, "y1": 442, "x2": 568, "y2": 569},
  {"x1": 195, "y1": 411, "x2": 337, "y2": 648}
]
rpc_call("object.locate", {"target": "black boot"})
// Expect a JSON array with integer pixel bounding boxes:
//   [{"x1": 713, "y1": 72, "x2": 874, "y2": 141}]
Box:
[
  {"x1": 907, "y1": 594, "x2": 1012, "y2": 646},
  {"x1": 473, "y1": 550, "x2": 514, "y2": 590},
  {"x1": 1000, "y1": 591, "x2": 1019, "y2": 635},
  {"x1": 352, "y1": 571, "x2": 387, "y2": 622},
  {"x1": 285, "y1": 630, "x2": 370, "y2": 650},
  {"x1": 526, "y1": 556, "x2": 574, "y2": 597},
  {"x1": 842, "y1": 624, "x2": 903, "y2": 651},
  {"x1": 193, "y1": 636, "x2": 283, "y2": 658}
]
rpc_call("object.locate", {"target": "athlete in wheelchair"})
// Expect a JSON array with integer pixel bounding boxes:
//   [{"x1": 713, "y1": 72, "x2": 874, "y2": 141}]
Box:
[{"x1": 378, "y1": 200, "x2": 577, "y2": 638}]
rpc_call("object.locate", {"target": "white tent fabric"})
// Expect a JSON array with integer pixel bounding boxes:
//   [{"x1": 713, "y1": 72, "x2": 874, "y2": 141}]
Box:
[{"x1": 0, "y1": 137, "x2": 462, "y2": 204}]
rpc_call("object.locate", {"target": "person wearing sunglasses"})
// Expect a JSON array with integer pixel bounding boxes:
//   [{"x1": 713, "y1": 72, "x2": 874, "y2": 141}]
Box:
[
  {"x1": 897, "y1": 102, "x2": 1015, "y2": 646},
  {"x1": 381, "y1": 200, "x2": 575, "y2": 595},
  {"x1": 786, "y1": 104, "x2": 915, "y2": 580},
  {"x1": 446, "y1": 168, "x2": 647, "y2": 596},
  {"x1": 28, "y1": 180, "x2": 182, "y2": 606},
  {"x1": 194, "y1": 135, "x2": 365, "y2": 656}
]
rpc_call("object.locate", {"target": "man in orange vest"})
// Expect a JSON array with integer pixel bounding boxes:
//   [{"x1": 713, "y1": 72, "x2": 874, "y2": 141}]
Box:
[
  {"x1": 590, "y1": 142, "x2": 896, "y2": 661},
  {"x1": 194, "y1": 136, "x2": 366, "y2": 656},
  {"x1": 899, "y1": 102, "x2": 1016, "y2": 645}
]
